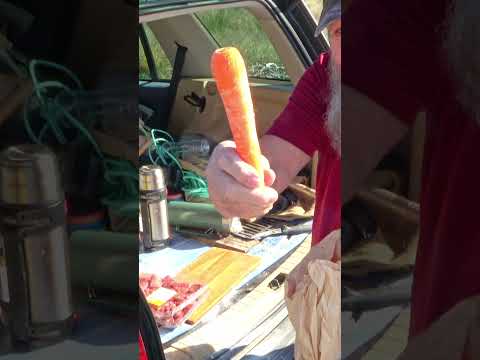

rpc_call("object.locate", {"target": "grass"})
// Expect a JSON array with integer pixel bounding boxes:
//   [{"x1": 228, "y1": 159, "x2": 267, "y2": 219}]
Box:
[
  {"x1": 139, "y1": 25, "x2": 172, "y2": 80},
  {"x1": 139, "y1": 1, "x2": 322, "y2": 81},
  {"x1": 305, "y1": 0, "x2": 322, "y2": 20},
  {"x1": 197, "y1": 8, "x2": 289, "y2": 80}
]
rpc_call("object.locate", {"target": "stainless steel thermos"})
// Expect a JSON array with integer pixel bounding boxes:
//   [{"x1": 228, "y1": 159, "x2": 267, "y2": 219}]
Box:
[
  {"x1": 139, "y1": 165, "x2": 170, "y2": 250},
  {"x1": 0, "y1": 145, "x2": 73, "y2": 348}
]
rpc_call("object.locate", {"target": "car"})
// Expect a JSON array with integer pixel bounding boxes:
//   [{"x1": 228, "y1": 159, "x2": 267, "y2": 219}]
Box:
[
  {"x1": 138, "y1": 1, "x2": 326, "y2": 359},
  {"x1": 139, "y1": 0, "x2": 325, "y2": 183}
]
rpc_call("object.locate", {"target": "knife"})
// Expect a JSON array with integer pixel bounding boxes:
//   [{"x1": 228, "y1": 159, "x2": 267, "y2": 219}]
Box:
[
  {"x1": 235, "y1": 220, "x2": 313, "y2": 241},
  {"x1": 231, "y1": 245, "x2": 300, "y2": 299}
]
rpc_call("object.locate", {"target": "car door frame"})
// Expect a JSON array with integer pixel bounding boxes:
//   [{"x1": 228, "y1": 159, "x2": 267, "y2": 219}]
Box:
[
  {"x1": 269, "y1": 0, "x2": 328, "y2": 61},
  {"x1": 138, "y1": 0, "x2": 327, "y2": 133},
  {"x1": 139, "y1": 0, "x2": 327, "y2": 70},
  {"x1": 137, "y1": 2, "x2": 328, "y2": 352}
]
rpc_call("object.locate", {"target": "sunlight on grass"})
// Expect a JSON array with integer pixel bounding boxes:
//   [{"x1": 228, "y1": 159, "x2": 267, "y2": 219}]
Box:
[
  {"x1": 139, "y1": 2, "x2": 323, "y2": 80},
  {"x1": 196, "y1": 8, "x2": 288, "y2": 80},
  {"x1": 305, "y1": 0, "x2": 322, "y2": 20},
  {"x1": 139, "y1": 25, "x2": 173, "y2": 80}
]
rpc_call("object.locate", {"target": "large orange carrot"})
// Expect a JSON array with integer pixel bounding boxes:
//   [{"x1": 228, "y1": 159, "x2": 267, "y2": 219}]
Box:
[{"x1": 211, "y1": 47, "x2": 264, "y2": 185}]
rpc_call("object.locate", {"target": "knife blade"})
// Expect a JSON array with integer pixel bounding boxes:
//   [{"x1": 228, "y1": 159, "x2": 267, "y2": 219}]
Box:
[{"x1": 236, "y1": 220, "x2": 313, "y2": 241}]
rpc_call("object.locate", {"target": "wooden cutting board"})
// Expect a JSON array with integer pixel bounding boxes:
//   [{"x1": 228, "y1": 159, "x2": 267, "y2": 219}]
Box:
[
  {"x1": 195, "y1": 234, "x2": 260, "y2": 253},
  {"x1": 175, "y1": 247, "x2": 261, "y2": 324}
]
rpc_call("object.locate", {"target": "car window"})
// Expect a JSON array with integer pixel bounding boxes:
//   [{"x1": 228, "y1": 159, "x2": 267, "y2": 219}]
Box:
[
  {"x1": 303, "y1": 0, "x2": 329, "y2": 44},
  {"x1": 304, "y1": 0, "x2": 322, "y2": 19},
  {"x1": 196, "y1": 8, "x2": 289, "y2": 81},
  {"x1": 139, "y1": 24, "x2": 173, "y2": 81}
]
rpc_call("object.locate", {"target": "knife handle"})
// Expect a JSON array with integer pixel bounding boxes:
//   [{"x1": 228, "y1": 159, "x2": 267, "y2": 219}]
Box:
[{"x1": 281, "y1": 222, "x2": 312, "y2": 235}]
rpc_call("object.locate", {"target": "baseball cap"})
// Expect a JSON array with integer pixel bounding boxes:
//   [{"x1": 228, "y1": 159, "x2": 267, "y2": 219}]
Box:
[{"x1": 315, "y1": 0, "x2": 341, "y2": 37}]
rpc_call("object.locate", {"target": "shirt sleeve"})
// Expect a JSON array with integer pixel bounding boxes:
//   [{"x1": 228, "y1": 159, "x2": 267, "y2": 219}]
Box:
[
  {"x1": 342, "y1": 1, "x2": 436, "y2": 125},
  {"x1": 266, "y1": 56, "x2": 330, "y2": 157}
]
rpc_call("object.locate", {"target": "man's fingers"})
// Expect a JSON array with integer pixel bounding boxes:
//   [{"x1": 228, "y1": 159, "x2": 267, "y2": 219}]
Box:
[
  {"x1": 261, "y1": 155, "x2": 277, "y2": 186},
  {"x1": 264, "y1": 168, "x2": 276, "y2": 187},
  {"x1": 208, "y1": 171, "x2": 278, "y2": 218},
  {"x1": 206, "y1": 141, "x2": 279, "y2": 219},
  {"x1": 261, "y1": 155, "x2": 271, "y2": 170},
  {"x1": 218, "y1": 149, "x2": 261, "y2": 188},
  {"x1": 214, "y1": 205, "x2": 235, "y2": 219},
  {"x1": 216, "y1": 203, "x2": 272, "y2": 220},
  {"x1": 223, "y1": 181, "x2": 278, "y2": 208}
]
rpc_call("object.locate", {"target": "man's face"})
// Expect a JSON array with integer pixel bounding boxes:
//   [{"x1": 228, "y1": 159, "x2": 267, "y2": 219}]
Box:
[
  {"x1": 326, "y1": 19, "x2": 341, "y2": 156},
  {"x1": 328, "y1": 19, "x2": 341, "y2": 69},
  {"x1": 445, "y1": 0, "x2": 480, "y2": 126}
]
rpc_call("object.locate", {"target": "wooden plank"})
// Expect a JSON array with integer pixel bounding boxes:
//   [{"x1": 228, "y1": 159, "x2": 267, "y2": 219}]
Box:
[
  {"x1": 165, "y1": 235, "x2": 311, "y2": 359},
  {"x1": 196, "y1": 234, "x2": 259, "y2": 253},
  {"x1": 175, "y1": 248, "x2": 261, "y2": 324}
]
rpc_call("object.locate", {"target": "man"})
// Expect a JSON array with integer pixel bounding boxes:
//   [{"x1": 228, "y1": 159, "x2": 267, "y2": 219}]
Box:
[
  {"x1": 342, "y1": 0, "x2": 479, "y2": 357},
  {"x1": 206, "y1": 0, "x2": 342, "y2": 297}
]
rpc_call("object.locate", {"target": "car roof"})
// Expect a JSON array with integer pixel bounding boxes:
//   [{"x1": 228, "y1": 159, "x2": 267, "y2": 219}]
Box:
[
  {"x1": 140, "y1": 0, "x2": 224, "y2": 9},
  {"x1": 139, "y1": 0, "x2": 265, "y2": 17}
]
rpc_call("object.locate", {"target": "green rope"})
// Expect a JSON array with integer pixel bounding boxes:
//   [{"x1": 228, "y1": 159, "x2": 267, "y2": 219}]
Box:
[
  {"x1": 102, "y1": 158, "x2": 139, "y2": 213},
  {"x1": 145, "y1": 128, "x2": 209, "y2": 199},
  {"x1": 23, "y1": 59, "x2": 138, "y2": 210},
  {"x1": 182, "y1": 171, "x2": 209, "y2": 199},
  {"x1": 23, "y1": 59, "x2": 98, "y2": 152},
  {"x1": 148, "y1": 129, "x2": 184, "y2": 172}
]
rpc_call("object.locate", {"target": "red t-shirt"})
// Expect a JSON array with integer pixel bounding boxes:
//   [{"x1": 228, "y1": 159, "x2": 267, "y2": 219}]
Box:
[
  {"x1": 343, "y1": 0, "x2": 480, "y2": 339},
  {"x1": 267, "y1": 53, "x2": 341, "y2": 246}
]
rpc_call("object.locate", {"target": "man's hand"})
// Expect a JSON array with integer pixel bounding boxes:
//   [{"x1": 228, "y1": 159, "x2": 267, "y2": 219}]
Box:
[
  {"x1": 286, "y1": 229, "x2": 341, "y2": 298},
  {"x1": 206, "y1": 140, "x2": 278, "y2": 219}
]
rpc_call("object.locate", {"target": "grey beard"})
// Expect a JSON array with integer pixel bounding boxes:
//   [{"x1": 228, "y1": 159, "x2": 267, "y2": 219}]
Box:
[
  {"x1": 444, "y1": 0, "x2": 480, "y2": 126},
  {"x1": 326, "y1": 59, "x2": 341, "y2": 156}
]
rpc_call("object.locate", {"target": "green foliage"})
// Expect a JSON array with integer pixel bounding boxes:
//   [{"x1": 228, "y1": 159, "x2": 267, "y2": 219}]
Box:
[
  {"x1": 139, "y1": 25, "x2": 173, "y2": 80},
  {"x1": 305, "y1": 0, "x2": 322, "y2": 19},
  {"x1": 139, "y1": 1, "x2": 322, "y2": 81},
  {"x1": 139, "y1": 38, "x2": 149, "y2": 79},
  {"x1": 196, "y1": 8, "x2": 288, "y2": 80}
]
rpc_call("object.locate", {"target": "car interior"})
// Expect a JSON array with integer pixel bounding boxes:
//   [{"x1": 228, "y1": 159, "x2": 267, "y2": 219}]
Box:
[
  {"x1": 0, "y1": 0, "x2": 138, "y2": 356},
  {"x1": 139, "y1": 2, "x2": 323, "y2": 186},
  {"x1": 138, "y1": 1, "x2": 428, "y2": 357},
  {"x1": 0, "y1": 0, "x2": 428, "y2": 357}
]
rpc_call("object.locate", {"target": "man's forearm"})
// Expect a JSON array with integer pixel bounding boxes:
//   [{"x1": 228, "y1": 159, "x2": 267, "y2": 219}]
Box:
[
  {"x1": 260, "y1": 85, "x2": 408, "y2": 203},
  {"x1": 260, "y1": 134, "x2": 311, "y2": 193}
]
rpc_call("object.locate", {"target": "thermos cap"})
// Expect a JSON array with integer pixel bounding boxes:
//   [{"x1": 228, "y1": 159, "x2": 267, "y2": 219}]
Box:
[
  {"x1": 139, "y1": 165, "x2": 166, "y2": 192},
  {"x1": 0, "y1": 144, "x2": 64, "y2": 205}
]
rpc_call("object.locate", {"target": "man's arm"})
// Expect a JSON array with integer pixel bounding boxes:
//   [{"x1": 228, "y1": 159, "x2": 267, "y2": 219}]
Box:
[
  {"x1": 207, "y1": 55, "x2": 325, "y2": 220},
  {"x1": 206, "y1": 135, "x2": 311, "y2": 220},
  {"x1": 260, "y1": 134, "x2": 311, "y2": 193}
]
